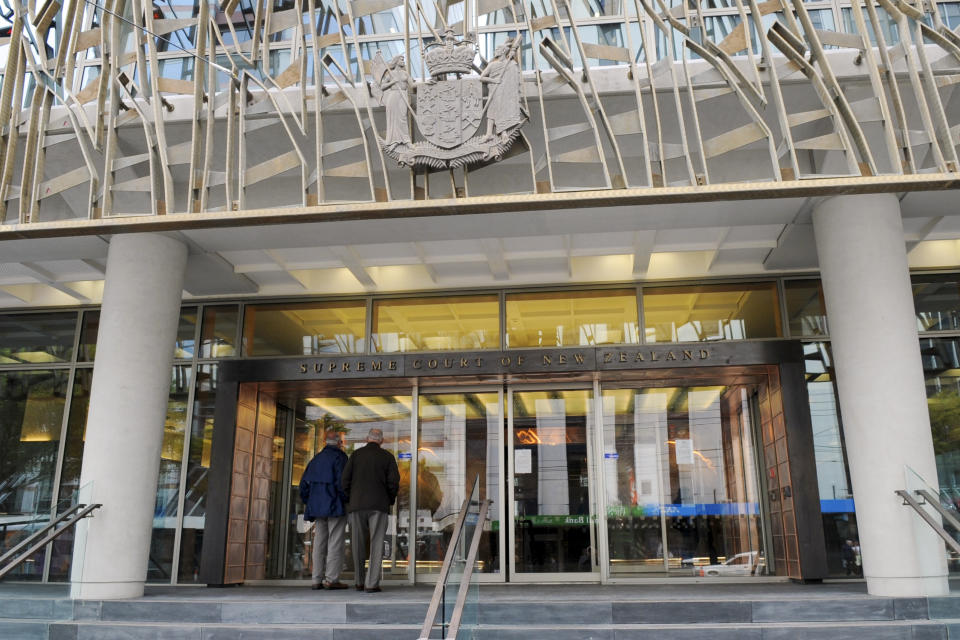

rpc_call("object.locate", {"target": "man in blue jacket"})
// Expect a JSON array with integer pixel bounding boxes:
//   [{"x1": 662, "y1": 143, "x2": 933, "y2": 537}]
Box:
[{"x1": 299, "y1": 430, "x2": 349, "y2": 590}]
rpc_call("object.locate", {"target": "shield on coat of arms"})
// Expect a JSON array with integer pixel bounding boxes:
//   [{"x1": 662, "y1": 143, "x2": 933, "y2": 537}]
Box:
[{"x1": 415, "y1": 78, "x2": 483, "y2": 149}]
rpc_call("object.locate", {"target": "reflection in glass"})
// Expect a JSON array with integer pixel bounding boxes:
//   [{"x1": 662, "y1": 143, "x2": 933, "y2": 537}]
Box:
[
  {"x1": 0, "y1": 370, "x2": 68, "y2": 580},
  {"x1": 840, "y1": 7, "x2": 899, "y2": 45},
  {"x1": 0, "y1": 313, "x2": 77, "y2": 364},
  {"x1": 506, "y1": 290, "x2": 639, "y2": 348},
  {"x1": 284, "y1": 412, "x2": 322, "y2": 579},
  {"x1": 177, "y1": 364, "x2": 217, "y2": 583},
  {"x1": 417, "y1": 393, "x2": 500, "y2": 575},
  {"x1": 79, "y1": 311, "x2": 99, "y2": 361},
  {"x1": 784, "y1": 280, "x2": 827, "y2": 337},
  {"x1": 200, "y1": 306, "x2": 239, "y2": 358},
  {"x1": 373, "y1": 296, "x2": 500, "y2": 352},
  {"x1": 78, "y1": 308, "x2": 197, "y2": 361},
  {"x1": 921, "y1": 337, "x2": 960, "y2": 575},
  {"x1": 175, "y1": 308, "x2": 199, "y2": 359},
  {"x1": 913, "y1": 274, "x2": 960, "y2": 332},
  {"x1": 147, "y1": 365, "x2": 192, "y2": 583},
  {"x1": 643, "y1": 282, "x2": 781, "y2": 343},
  {"x1": 512, "y1": 389, "x2": 594, "y2": 573},
  {"x1": 294, "y1": 395, "x2": 413, "y2": 580},
  {"x1": 601, "y1": 386, "x2": 765, "y2": 577},
  {"x1": 49, "y1": 368, "x2": 94, "y2": 581},
  {"x1": 804, "y1": 343, "x2": 859, "y2": 576},
  {"x1": 243, "y1": 301, "x2": 366, "y2": 356}
]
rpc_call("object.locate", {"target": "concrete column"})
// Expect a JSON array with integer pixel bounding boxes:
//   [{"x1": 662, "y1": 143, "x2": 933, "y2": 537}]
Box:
[
  {"x1": 812, "y1": 193, "x2": 948, "y2": 597},
  {"x1": 70, "y1": 233, "x2": 187, "y2": 599}
]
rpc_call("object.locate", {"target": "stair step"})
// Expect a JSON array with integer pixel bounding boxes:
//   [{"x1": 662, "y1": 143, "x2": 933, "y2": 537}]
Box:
[
  {"x1": 47, "y1": 620, "x2": 426, "y2": 640},
  {"x1": 18, "y1": 618, "x2": 960, "y2": 640},
  {"x1": 4, "y1": 595, "x2": 955, "y2": 625},
  {"x1": 0, "y1": 619, "x2": 48, "y2": 640}
]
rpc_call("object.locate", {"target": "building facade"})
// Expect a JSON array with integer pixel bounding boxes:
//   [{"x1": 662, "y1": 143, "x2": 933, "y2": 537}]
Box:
[{"x1": 2, "y1": 0, "x2": 960, "y2": 600}]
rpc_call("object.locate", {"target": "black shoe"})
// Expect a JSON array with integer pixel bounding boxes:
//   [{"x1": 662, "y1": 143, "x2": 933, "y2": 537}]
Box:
[
  {"x1": 365, "y1": 587, "x2": 382, "y2": 593},
  {"x1": 311, "y1": 584, "x2": 324, "y2": 590},
  {"x1": 355, "y1": 584, "x2": 365, "y2": 591},
  {"x1": 324, "y1": 581, "x2": 349, "y2": 590}
]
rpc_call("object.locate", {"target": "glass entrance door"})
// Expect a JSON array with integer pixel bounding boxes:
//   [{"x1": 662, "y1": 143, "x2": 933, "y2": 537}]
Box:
[
  {"x1": 415, "y1": 391, "x2": 503, "y2": 579},
  {"x1": 508, "y1": 388, "x2": 599, "y2": 580},
  {"x1": 599, "y1": 384, "x2": 767, "y2": 578},
  {"x1": 263, "y1": 393, "x2": 413, "y2": 581}
]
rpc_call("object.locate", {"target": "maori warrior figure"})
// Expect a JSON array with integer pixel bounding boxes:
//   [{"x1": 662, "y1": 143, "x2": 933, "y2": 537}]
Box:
[
  {"x1": 372, "y1": 53, "x2": 413, "y2": 148},
  {"x1": 479, "y1": 37, "x2": 523, "y2": 142}
]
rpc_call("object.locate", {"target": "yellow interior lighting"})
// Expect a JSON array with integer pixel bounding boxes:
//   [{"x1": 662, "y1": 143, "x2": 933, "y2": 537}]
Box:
[
  {"x1": 19, "y1": 391, "x2": 64, "y2": 442},
  {"x1": 14, "y1": 351, "x2": 64, "y2": 364}
]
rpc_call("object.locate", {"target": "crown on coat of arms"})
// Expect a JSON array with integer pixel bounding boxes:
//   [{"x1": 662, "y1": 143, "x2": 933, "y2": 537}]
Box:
[{"x1": 424, "y1": 29, "x2": 477, "y2": 76}]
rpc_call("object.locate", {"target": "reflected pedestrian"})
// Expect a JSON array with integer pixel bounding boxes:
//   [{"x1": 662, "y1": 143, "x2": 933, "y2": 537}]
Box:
[
  {"x1": 342, "y1": 427, "x2": 400, "y2": 593},
  {"x1": 841, "y1": 539, "x2": 855, "y2": 576},
  {"x1": 299, "y1": 430, "x2": 349, "y2": 590}
]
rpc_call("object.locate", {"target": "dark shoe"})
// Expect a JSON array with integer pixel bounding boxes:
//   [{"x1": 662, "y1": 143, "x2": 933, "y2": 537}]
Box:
[
  {"x1": 365, "y1": 587, "x2": 382, "y2": 593},
  {"x1": 355, "y1": 584, "x2": 365, "y2": 591},
  {"x1": 311, "y1": 584, "x2": 324, "y2": 590},
  {"x1": 324, "y1": 581, "x2": 349, "y2": 590}
]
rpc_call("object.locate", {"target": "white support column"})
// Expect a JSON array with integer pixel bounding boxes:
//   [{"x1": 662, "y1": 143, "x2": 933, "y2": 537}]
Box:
[
  {"x1": 812, "y1": 193, "x2": 948, "y2": 597},
  {"x1": 70, "y1": 233, "x2": 187, "y2": 600}
]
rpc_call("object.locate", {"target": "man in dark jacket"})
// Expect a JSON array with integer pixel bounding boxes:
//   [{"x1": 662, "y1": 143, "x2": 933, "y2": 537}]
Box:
[
  {"x1": 342, "y1": 427, "x2": 400, "y2": 593},
  {"x1": 299, "y1": 431, "x2": 349, "y2": 590}
]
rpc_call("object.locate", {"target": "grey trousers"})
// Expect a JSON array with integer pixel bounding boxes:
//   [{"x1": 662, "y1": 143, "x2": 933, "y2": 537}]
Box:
[
  {"x1": 350, "y1": 510, "x2": 388, "y2": 589},
  {"x1": 311, "y1": 515, "x2": 347, "y2": 585}
]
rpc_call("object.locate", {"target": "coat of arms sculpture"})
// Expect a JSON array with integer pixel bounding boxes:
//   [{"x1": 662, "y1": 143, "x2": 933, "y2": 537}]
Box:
[{"x1": 370, "y1": 31, "x2": 527, "y2": 169}]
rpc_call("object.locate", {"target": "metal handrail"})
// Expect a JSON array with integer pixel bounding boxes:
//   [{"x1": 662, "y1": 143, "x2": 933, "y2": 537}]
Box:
[
  {"x1": 896, "y1": 490, "x2": 960, "y2": 556},
  {"x1": 0, "y1": 504, "x2": 84, "y2": 566},
  {"x1": 0, "y1": 503, "x2": 101, "y2": 580},
  {"x1": 915, "y1": 489, "x2": 960, "y2": 533},
  {"x1": 418, "y1": 476, "x2": 479, "y2": 640},
  {"x1": 446, "y1": 497, "x2": 492, "y2": 638}
]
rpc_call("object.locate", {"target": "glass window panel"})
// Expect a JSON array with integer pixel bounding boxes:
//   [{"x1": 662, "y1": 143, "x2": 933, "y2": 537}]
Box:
[
  {"x1": 655, "y1": 21, "x2": 686, "y2": 61},
  {"x1": 147, "y1": 365, "x2": 192, "y2": 583},
  {"x1": 920, "y1": 337, "x2": 960, "y2": 574},
  {"x1": 284, "y1": 409, "x2": 321, "y2": 579},
  {"x1": 178, "y1": 364, "x2": 218, "y2": 583},
  {"x1": 913, "y1": 274, "x2": 960, "y2": 332},
  {"x1": 417, "y1": 393, "x2": 501, "y2": 574},
  {"x1": 0, "y1": 312, "x2": 77, "y2": 364},
  {"x1": 804, "y1": 343, "x2": 860, "y2": 577},
  {"x1": 175, "y1": 307, "x2": 199, "y2": 359},
  {"x1": 806, "y1": 8, "x2": 835, "y2": 32},
  {"x1": 480, "y1": 31, "x2": 533, "y2": 71},
  {"x1": 601, "y1": 385, "x2": 766, "y2": 577},
  {"x1": 78, "y1": 310, "x2": 99, "y2": 362},
  {"x1": 784, "y1": 280, "x2": 828, "y2": 337},
  {"x1": 579, "y1": 24, "x2": 628, "y2": 67},
  {"x1": 841, "y1": 7, "x2": 900, "y2": 45},
  {"x1": 643, "y1": 282, "x2": 781, "y2": 343},
  {"x1": 49, "y1": 368, "x2": 94, "y2": 582},
  {"x1": 512, "y1": 389, "x2": 594, "y2": 573},
  {"x1": 507, "y1": 289, "x2": 639, "y2": 348},
  {"x1": 0, "y1": 370, "x2": 68, "y2": 581},
  {"x1": 243, "y1": 300, "x2": 367, "y2": 356},
  {"x1": 477, "y1": 0, "x2": 525, "y2": 26},
  {"x1": 200, "y1": 306, "x2": 239, "y2": 358},
  {"x1": 158, "y1": 56, "x2": 195, "y2": 81},
  {"x1": 79, "y1": 308, "x2": 197, "y2": 361},
  {"x1": 939, "y1": 3, "x2": 960, "y2": 29},
  {"x1": 372, "y1": 295, "x2": 500, "y2": 352},
  {"x1": 356, "y1": 7, "x2": 403, "y2": 35}
]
